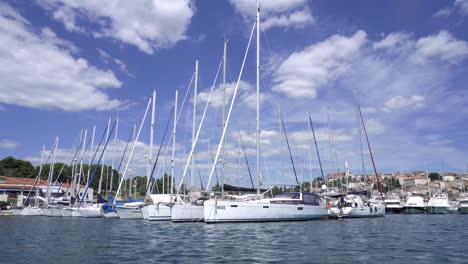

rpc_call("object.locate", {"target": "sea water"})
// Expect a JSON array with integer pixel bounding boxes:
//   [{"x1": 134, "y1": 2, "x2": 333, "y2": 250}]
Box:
[{"x1": 0, "y1": 215, "x2": 466, "y2": 263}]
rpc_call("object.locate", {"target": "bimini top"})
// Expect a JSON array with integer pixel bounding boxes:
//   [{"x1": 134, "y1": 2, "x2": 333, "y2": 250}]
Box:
[{"x1": 271, "y1": 192, "x2": 321, "y2": 206}]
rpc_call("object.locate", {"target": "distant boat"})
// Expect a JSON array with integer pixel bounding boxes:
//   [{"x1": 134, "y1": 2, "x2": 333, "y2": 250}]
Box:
[
  {"x1": 384, "y1": 197, "x2": 403, "y2": 214},
  {"x1": 402, "y1": 195, "x2": 426, "y2": 214},
  {"x1": 426, "y1": 193, "x2": 451, "y2": 214},
  {"x1": 328, "y1": 194, "x2": 385, "y2": 218},
  {"x1": 457, "y1": 196, "x2": 468, "y2": 214}
]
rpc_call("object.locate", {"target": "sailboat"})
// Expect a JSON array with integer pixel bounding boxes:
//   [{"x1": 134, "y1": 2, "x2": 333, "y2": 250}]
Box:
[
  {"x1": 326, "y1": 90, "x2": 386, "y2": 218},
  {"x1": 327, "y1": 163, "x2": 385, "y2": 218},
  {"x1": 203, "y1": 4, "x2": 328, "y2": 223},
  {"x1": 77, "y1": 121, "x2": 116, "y2": 218},
  {"x1": 172, "y1": 45, "x2": 226, "y2": 222},
  {"x1": 114, "y1": 97, "x2": 152, "y2": 219},
  {"x1": 20, "y1": 145, "x2": 48, "y2": 216}
]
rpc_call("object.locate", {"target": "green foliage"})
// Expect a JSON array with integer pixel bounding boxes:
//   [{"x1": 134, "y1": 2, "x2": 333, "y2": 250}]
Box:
[
  {"x1": 382, "y1": 177, "x2": 401, "y2": 193},
  {"x1": 0, "y1": 156, "x2": 36, "y2": 177},
  {"x1": 0, "y1": 201, "x2": 8, "y2": 209},
  {"x1": 144, "y1": 173, "x2": 175, "y2": 196},
  {"x1": 429, "y1": 172, "x2": 441, "y2": 181}
]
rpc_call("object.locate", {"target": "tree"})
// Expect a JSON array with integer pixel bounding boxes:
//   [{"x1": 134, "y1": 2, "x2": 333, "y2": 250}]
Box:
[
  {"x1": 429, "y1": 172, "x2": 441, "y2": 181},
  {"x1": 0, "y1": 156, "x2": 35, "y2": 177}
]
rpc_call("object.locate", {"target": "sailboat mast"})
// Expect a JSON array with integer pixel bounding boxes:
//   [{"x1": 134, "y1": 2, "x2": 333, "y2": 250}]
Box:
[
  {"x1": 425, "y1": 161, "x2": 431, "y2": 197},
  {"x1": 222, "y1": 40, "x2": 227, "y2": 199},
  {"x1": 307, "y1": 114, "x2": 313, "y2": 192},
  {"x1": 87, "y1": 126, "x2": 95, "y2": 188},
  {"x1": 354, "y1": 89, "x2": 366, "y2": 183},
  {"x1": 256, "y1": 1, "x2": 261, "y2": 195},
  {"x1": 308, "y1": 114, "x2": 325, "y2": 182},
  {"x1": 171, "y1": 90, "x2": 178, "y2": 202},
  {"x1": 357, "y1": 103, "x2": 384, "y2": 201},
  {"x1": 46, "y1": 136, "x2": 58, "y2": 207},
  {"x1": 98, "y1": 118, "x2": 111, "y2": 195},
  {"x1": 112, "y1": 98, "x2": 152, "y2": 205},
  {"x1": 110, "y1": 117, "x2": 118, "y2": 196},
  {"x1": 149, "y1": 90, "x2": 156, "y2": 190},
  {"x1": 76, "y1": 129, "x2": 87, "y2": 201},
  {"x1": 192, "y1": 61, "x2": 198, "y2": 193}
]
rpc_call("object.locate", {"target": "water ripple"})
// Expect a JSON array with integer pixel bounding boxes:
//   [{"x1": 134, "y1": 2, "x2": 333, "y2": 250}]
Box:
[{"x1": 0, "y1": 215, "x2": 467, "y2": 263}]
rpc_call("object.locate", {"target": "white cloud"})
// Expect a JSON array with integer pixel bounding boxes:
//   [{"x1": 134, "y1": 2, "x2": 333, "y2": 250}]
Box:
[
  {"x1": 198, "y1": 81, "x2": 264, "y2": 110},
  {"x1": 262, "y1": 7, "x2": 315, "y2": 30},
  {"x1": 37, "y1": 0, "x2": 195, "y2": 54},
  {"x1": 374, "y1": 32, "x2": 411, "y2": 50},
  {"x1": 410, "y1": 31, "x2": 468, "y2": 65},
  {"x1": 433, "y1": 0, "x2": 468, "y2": 17},
  {"x1": 97, "y1": 48, "x2": 133, "y2": 77},
  {"x1": 0, "y1": 139, "x2": 18, "y2": 150},
  {"x1": 383, "y1": 95, "x2": 425, "y2": 112},
  {"x1": 433, "y1": 8, "x2": 452, "y2": 18},
  {"x1": 0, "y1": 4, "x2": 122, "y2": 111},
  {"x1": 272, "y1": 30, "x2": 367, "y2": 98},
  {"x1": 229, "y1": 0, "x2": 314, "y2": 30},
  {"x1": 455, "y1": 0, "x2": 468, "y2": 15}
]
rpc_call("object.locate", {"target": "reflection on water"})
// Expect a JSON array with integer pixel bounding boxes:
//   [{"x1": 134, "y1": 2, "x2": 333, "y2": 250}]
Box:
[{"x1": 1, "y1": 215, "x2": 466, "y2": 263}]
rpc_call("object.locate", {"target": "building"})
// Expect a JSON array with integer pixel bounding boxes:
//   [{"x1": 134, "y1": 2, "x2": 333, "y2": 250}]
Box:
[
  {"x1": 0, "y1": 176, "x2": 93, "y2": 205},
  {"x1": 443, "y1": 175, "x2": 456, "y2": 182},
  {"x1": 404, "y1": 176, "x2": 428, "y2": 187}
]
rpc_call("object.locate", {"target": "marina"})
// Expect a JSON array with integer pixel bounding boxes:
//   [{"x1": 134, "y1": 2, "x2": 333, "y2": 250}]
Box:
[
  {"x1": 1, "y1": 214, "x2": 467, "y2": 264},
  {"x1": 1, "y1": 0, "x2": 468, "y2": 263}
]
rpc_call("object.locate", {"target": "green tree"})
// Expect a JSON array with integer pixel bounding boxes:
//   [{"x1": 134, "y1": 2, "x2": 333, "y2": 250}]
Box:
[
  {"x1": 429, "y1": 172, "x2": 441, "y2": 181},
  {"x1": 0, "y1": 156, "x2": 35, "y2": 177}
]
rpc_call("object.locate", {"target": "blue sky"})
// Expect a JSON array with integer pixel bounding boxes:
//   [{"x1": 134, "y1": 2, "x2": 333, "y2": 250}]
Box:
[{"x1": 1, "y1": 0, "x2": 468, "y2": 188}]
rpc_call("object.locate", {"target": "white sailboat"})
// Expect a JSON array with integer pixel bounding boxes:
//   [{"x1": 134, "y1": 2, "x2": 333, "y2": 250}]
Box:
[
  {"x1": 172, "y1": 59, "x2": 204, "y2": 222},
  {"x1": 114, "y1": 97, "x2": 152, "y2": 219},
  {"x1": 203, "y1": 4, "x2": 328, "y2": 223},
  {"x1": 20, "y1": 145, "x2": 48, "y2": 216},
  {"x1": 326, "y1": 162, "x2": 385, "y2": 218},
  {"x1": 328, "y1": 194, "x2": 385, "y2": 218},
  {"x1": 20, "y1": 205, "x2": 44, "y2": 216},
  {"x1": 147, "y1": 90, "x2": 179, "y2": 221}
]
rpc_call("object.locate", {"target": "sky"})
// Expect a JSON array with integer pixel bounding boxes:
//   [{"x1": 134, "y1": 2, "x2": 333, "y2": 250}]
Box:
[{"x1": 1, "y1": 0, "x2": 468, "y2": 189}]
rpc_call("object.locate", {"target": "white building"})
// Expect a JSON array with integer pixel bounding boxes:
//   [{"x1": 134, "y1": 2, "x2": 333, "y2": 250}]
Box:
[
  {"x1": 404, "y1": 176, "x2": 428, "y2": 187},
  {"x1": 443, "y1": 175, "x2": 456, "y2": 182}
]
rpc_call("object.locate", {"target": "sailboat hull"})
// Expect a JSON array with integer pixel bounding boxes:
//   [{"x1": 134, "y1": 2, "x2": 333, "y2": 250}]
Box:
[
  {"x1": 385, "y1": 207, "x2": 402, "y2": 214},
  {"x1": 45, "y1": 207, "x2": 63, "y2": 217},
  {"x1": 146, "y1": 204, "x2": 171, "y2": 221},
  {"x1": 142, "y1": 206, "x2": 149, "y2": 220},
  {"x1": 104, "y1": 211, "x2": 120, "y2": 218},
  {"x1": 116, "y1": 206, "x2": 143, "y2": 219},
  {"x1": 204, "y1": 200, "x2": 328, "y2": 223},
  {"x1": 20, "y1": 207, "x2": 44, "y2": 216},
  {"x1": 426, "y1": 206, "x2": 450, "y2": 214},
  {"x1": 402, "y1": 206, "x2": 426, "y2": 214},
  {"x1": 79, "y1": 207, "x2": 104, "y2": 218},
  {"x1": 337, "y1": 206, "x2": 385, "y2": 218},
  {"x1": 60, "y1": 208, "x2": 72, "y2": 217},
  {"x1": 459, "y1": 206, "x2": 468, "y2": 214},
  {"x1": 171, "y1": 204, "x2": 204, "y2": 222}
]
